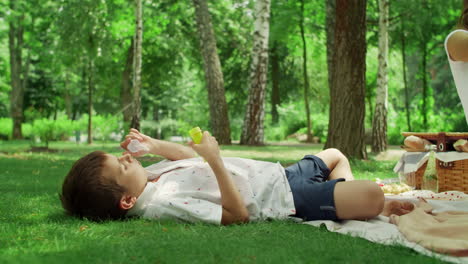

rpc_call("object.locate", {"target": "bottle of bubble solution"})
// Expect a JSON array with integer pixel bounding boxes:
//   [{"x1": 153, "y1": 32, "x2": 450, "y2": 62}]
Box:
[
  {"x1": 127, "y1": 139, "x2": 149, "y2": 153},
  {"x1": 189, "y1": 127, "x2": 205, "y2": 161},
  {"x1": 189, "y1": 127, "x2": 203, "y2": 144},
  {"x1": 421, "y1": 142, "x2": 438, "y2": 192}
]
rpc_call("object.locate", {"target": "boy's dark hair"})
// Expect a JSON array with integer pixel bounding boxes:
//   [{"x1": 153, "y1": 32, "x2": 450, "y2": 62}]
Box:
[{"x1": 60, "y1": 151, "x2": 128, "y2": 221}]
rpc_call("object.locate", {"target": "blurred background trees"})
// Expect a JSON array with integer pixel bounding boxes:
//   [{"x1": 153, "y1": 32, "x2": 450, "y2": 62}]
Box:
[{"x1": 0, "y1": 0, "x2": 465, "y2": 159}]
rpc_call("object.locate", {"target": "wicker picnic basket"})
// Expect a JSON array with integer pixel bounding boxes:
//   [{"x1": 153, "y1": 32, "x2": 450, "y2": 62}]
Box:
[
  {"x1": 436, "y1": 159, "x2": 468, "y2": 193},
  {"x1": 402, "y1": 132, "x2": 468, "y2": 193},
  {"x1": 411, "y1": 162, "x2": 427, "y2": 190}
]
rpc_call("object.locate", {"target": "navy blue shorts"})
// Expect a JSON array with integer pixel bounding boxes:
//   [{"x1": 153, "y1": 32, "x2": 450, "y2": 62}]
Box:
[{"x1": 285, "y1": 155, "x2": 345, "y2": 221}]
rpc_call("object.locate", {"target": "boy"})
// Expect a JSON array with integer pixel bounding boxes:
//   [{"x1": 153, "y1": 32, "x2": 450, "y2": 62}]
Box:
[{"x1": 60, "y1": 129, "x2": 413, "y2": 225}]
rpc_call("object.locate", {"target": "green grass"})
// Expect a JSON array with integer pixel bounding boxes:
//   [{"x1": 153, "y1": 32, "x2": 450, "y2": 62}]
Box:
[{"x1": 0, "y1": 140, "x2": 446, "y2": 263}]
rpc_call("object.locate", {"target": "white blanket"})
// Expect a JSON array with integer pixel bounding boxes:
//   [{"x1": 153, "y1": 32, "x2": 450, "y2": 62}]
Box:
[{"x1": 303, "y1": 191, "x2": 468, "y2": 264}]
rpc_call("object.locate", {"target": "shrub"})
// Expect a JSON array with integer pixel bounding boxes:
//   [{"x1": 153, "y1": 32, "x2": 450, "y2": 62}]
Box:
[
  {"x1": 31, "y1": 117, "x2": 75, "y2": 147},
  {"x1": 264, "y1": 124, "x2": 286, "y2": 142},
  {"x1": 277, "y1": 103, "x2": 307, "y2": 136},
  {"x1": 229, "y1": 116, "x2": 244, "y2": 141},
  {"x1": 0, "y1": 118, "x2": 33, "y2": 139},
  {"x1": 141, "y1": 118, "x2": 180, "y2": 140},
  {"x1": 0, "y1": 118, "x2": 11, "y2": 139},
  {"x1": 264, "y1": 102, "x2": 329, "y2": 143},
  {"x1": 92, "y1": 114, "x2": 124, "y2": 141}
]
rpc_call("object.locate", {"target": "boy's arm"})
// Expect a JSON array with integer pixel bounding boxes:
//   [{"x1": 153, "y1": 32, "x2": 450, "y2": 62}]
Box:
[
  {"x1": 208, "y1": 156, "x2": 250, "y2": 225},
  {"x1": 121, "y1": 128, "x2": 196, "y2": 160},
  {"x1": 148, "y1": 139, "x2": 197, "y2": 160},
  {"x1": 190, "y1": 132, "x2": 249, "y2": 225}
]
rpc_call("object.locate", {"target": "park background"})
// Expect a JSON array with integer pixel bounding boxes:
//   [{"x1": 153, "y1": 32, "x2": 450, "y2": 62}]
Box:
[{"x1": 1, "y1": 0, "x2": 467, "y2": 158}]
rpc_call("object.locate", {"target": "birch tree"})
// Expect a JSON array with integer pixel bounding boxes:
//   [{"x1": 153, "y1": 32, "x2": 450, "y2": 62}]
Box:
[
  {"x1": 240, "y1": 0, "x2": 271, "y2": 145},
  {"x1": 131, "y1": 0, "x2": 143, "y2": 130},
  {"x1": 192, "y1": 0, "x2": 231, "y2": 144},
  {"x1": 371, "y1": 0, "x2": 389, "y2": 153},
  {"x1": 325, "y1": 0, "x2": 367, "y2": 159}
]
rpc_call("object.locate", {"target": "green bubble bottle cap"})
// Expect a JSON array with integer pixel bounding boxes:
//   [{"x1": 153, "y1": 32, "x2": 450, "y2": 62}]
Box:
[{"x1": 189, "y1": 127, "x2": 203, "y2": 144}]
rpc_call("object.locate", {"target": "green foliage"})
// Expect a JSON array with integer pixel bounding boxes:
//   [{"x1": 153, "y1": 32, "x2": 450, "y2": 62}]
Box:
[
  {"x1": 0, "y1": 118, "x2": 11, "y2": 139},
  {"x1": 142, "y1": 118, "x2": 180, "y2": 140},
  {"x1": 0, "y1": 118, "x2": 32, "y2": 140},
  {"x1": 91, "y1": 114, "x2": 124, "y2": 142},
  {"x1": 0, "y1": 36, "x2": 9, "y2": 118},
  {"x1": 387, "y1": 104, "x2": 468, "y2": 145},
  {"x1": 0, "y1": 0, "x2": 466, "y2": 152},
  {"x1": 264, "y1": 101, "x2": 328, "y2": 143},
  {"x1": 210, "y1": 0, "x2": 253, "y2": 121},
  {"x1": 0, "y1": 114, "x2": 129, "y2": 144},
  {"x1": 31, "y1": 117, "x2": 75, "y2": 147},
  {"x1": 278, "y1": 103, "x2": 306, "y2": 136},
  {"x1": 264, "y1": 124, "x2": 285, "y2": 142}
]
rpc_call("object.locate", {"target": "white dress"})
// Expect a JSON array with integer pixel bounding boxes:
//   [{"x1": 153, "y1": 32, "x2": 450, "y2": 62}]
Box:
[{"x1": 445, "y1": 29, "x2": 468, "y2": 125}]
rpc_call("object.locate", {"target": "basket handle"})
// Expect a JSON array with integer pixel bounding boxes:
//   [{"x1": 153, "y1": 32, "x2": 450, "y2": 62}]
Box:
[{"x1": 437, "y1": 132, "x2": 447, "y2": 152}]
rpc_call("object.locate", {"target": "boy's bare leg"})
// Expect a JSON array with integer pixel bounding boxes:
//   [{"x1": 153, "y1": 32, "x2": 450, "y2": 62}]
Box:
[
  {"x1": 333, "y1": 180, "x2": 384, "y2": 220},
  {"x1": 315, "y1": 148, "x2": 354, "y2": 181},
  {"x1": 333, "y1": 181, "x2": 414, "y2": 220},
  {"x1": 316, "y1": 149, "x2": 415, "y2": 220}
]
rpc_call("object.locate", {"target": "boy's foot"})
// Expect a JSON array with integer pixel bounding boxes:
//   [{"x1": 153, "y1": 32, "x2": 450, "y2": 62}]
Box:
[{"x1": 381, "y1": 200, "x2": 414, "y2": 217}]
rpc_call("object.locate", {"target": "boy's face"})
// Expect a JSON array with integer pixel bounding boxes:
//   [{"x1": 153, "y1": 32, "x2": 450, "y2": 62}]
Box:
[{"x1": 102, "y1": 154, "x2": 147, "y2": 198}]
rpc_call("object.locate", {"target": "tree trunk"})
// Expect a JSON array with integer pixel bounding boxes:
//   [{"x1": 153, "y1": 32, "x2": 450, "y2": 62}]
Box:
[
  {"x1": 192, "y1": 0, "x2": 231, "y2": 144},
  {"x1": 371, "y1": 0, "x2": 389, "y2": 153},
  {"x1": 366, "y1": 92, "x2": 374, "y2": 126},
  {"x1": 325, "y1": 0, "x2": 367, "y2": 159},
  {"x1": 8, "y1": 1, "x2": 25, "y2": 139},
  {"x1": 240, "y1": 0, "x2": 271, "y2": 145},
  {"x1": 64, "y1": 71, "x2": 73, "y2": 119},
  {"x1": 300, "y1": 0, "x2": 312, "y2": 143},
  {"x1": 326, "y1": 0, "x2": 336, "y2": 93},
  {"x1": 153, "y1": 106, "x2": 161, "y2": 139},
  {"x1": 421, "y1": 43, "x2": 428, "y2": 130},
  {"x1": 270, "y1": 42, "x2": 280, "y2": 124},
  {"x1": 401, "y1": 17, "x2": 412, "y2": 132},
  {"x1": 131, "y1": 0, "x2": 143, "y2": 130},
  {"x1": 122, "y1": 39, "x2": 134, "y2": 123},
  {"x1": 87, "y1": 59, "x2": 94, "y2": 145}
]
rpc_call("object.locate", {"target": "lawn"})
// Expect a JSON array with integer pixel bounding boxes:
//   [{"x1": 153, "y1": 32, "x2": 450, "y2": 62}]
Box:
[{"x1": 0, "y1": 140, "x2": 445, "y2": 263}]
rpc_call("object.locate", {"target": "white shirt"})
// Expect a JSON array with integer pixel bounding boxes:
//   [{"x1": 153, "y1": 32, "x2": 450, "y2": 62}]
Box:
[
  {"x1": 127, "y1": 157, "x2": 296, "y2": 225},
  {"x1": 445, "y1": 29, "x2": 468, "y2": 124}
]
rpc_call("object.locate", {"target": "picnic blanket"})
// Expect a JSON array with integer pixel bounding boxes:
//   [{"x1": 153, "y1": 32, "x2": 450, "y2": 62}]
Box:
[
  {"x1": 303, "y1": 190, "x2": 468, "y2": 264},
  {"x1": 390, "y1": 198, "x2": 468, "y2": 257}
]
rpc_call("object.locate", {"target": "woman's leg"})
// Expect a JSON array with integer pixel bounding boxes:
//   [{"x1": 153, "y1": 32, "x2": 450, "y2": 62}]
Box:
[{"x1": 315, "y1": 148, "x2": 354, "y2": 181}]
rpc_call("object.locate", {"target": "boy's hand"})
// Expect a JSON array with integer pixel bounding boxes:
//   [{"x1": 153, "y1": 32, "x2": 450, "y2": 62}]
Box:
[
  {"x1": 188, "y1": 131, "x2": 221, "y2": 162},
  {"x1": 189, "y1": 131, "x2": 249, "y2": 224},
  {"x1": 120, "y1": 128, "x2": 152, "y2": 157}
]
